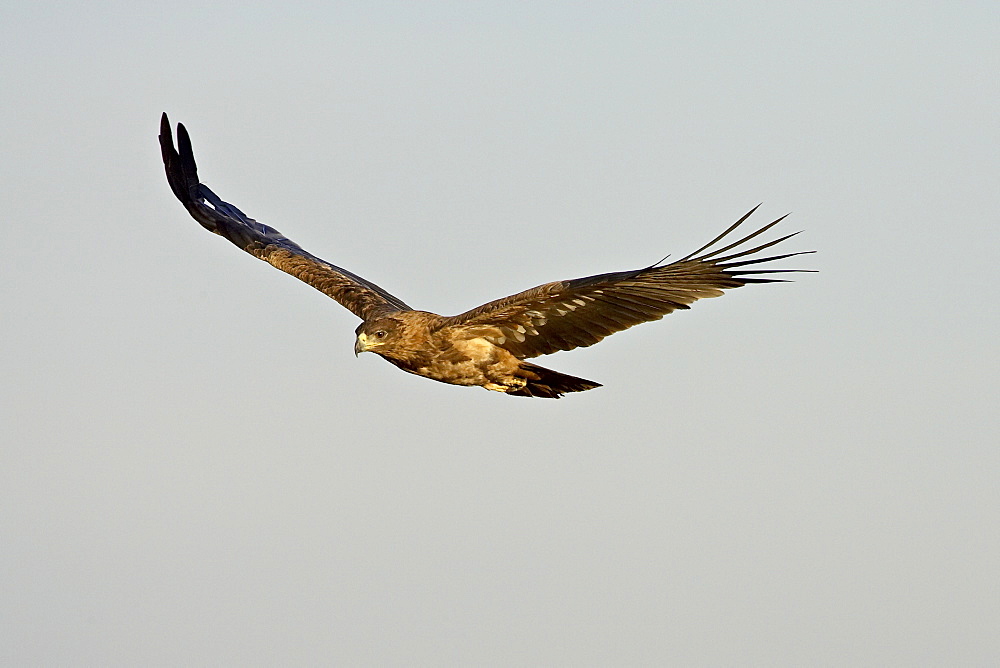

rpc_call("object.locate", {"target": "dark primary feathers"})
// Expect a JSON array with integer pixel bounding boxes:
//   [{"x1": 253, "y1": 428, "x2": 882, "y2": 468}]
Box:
[{"x1": 160, "y1": 113, "x2": 812, "y2": 398}]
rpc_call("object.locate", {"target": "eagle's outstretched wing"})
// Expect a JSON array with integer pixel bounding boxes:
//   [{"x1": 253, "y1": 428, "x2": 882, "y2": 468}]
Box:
[
  {"x1": 159, "y1": 113, "x2": 410, "y2": 321},
  {"x1": 442, "y1": 206, "x2": 812, "y2": 359}
]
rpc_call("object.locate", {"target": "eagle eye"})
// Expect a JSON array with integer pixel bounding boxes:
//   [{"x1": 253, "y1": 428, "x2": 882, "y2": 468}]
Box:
[{"x1": 374, "y1": 330, "x2": 388, "y2": 339}]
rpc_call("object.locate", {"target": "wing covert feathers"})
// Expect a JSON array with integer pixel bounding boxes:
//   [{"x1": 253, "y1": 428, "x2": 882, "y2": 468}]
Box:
[{"x1": 159, "y1": 113, "x2": 409, "y2": 320}]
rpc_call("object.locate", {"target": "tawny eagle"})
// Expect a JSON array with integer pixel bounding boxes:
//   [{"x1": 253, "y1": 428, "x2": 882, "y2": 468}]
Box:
[{"x1": 160, "y1": 114, "x2": 810, "y2": 398}]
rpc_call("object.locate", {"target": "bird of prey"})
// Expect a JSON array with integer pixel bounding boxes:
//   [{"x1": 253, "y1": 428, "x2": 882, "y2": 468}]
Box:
[{"x1": 160, "y1": 113, "x2": 810, "y2": 398}]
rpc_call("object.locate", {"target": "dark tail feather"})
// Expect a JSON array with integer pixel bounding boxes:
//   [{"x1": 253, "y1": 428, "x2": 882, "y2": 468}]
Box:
[{"x1": 507, "y1": 363, "x2": 602, "y2": 399}]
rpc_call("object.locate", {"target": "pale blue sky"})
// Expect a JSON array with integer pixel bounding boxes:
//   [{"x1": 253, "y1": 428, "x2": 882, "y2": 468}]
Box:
[{"x1": 2, "y1": 2, "x2": 998, "y2": 664}]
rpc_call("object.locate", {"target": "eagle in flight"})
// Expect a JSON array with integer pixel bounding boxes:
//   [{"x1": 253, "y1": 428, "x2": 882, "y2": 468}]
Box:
[{"x1": 160, "y1": 113, "x2": 810, "y2": 398}]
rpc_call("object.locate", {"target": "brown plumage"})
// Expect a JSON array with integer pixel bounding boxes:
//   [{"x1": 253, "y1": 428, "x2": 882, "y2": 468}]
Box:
[{"x1": 160, "y1": 114, "x2": 812, "y2": 398}]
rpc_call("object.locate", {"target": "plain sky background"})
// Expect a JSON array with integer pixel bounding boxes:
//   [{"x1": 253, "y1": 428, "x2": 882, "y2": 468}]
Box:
[{"x1": 2, "y1": 2, "x2": 997, "y2": 665}]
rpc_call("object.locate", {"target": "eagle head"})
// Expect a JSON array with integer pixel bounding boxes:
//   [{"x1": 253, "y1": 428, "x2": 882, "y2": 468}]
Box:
[{"x1": 354, "y1": 317, "x2": 404, "y2": 357}]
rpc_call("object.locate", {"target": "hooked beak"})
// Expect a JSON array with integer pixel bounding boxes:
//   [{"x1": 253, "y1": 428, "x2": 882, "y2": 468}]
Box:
[{"x1": 354, "y1": 332, "x2": 369, "y2": 357}]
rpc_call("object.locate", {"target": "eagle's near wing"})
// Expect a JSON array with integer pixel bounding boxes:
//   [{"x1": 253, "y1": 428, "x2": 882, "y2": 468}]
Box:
[
  {"x1": 442, "y1": 205, "x2": 812, "y2": 360},
  {"x1": 159, "y1": 113, "x2": 409, "y2": 321}
]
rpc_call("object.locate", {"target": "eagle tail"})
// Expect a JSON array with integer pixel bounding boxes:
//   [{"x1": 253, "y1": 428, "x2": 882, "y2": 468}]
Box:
[{"x1": 508, "y1": 363, "x2": 602, "y2": 399}]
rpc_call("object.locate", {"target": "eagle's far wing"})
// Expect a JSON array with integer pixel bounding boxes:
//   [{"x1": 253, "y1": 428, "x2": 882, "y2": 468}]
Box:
[
  {"x1": 159, "y1": 113, "x2": 410, "y2": 321},
  {"x1": 441, "y1": 206, "x2": 813, "y2": 359}
]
